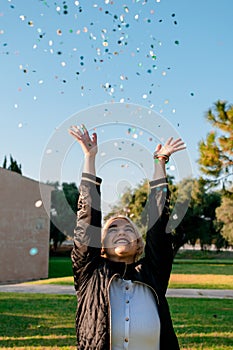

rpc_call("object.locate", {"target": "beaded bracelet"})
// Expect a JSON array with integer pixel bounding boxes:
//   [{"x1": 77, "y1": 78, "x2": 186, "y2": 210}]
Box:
[{"x1": 153, "y1": 153, "x2": 170, "y2": 163}]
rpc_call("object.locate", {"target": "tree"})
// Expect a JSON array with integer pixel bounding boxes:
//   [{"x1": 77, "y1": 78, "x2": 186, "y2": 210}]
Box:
[
  {"x1": 2, "y1": 156, "x2": 7, "y2": 169},
  {"x1": 174, "y1": 177, "x2": 222, "y2": 251},
  {"x1": 215, "y1": 190, "x2": 233, "y2": 246},
  {"x1": 49, "y1": 182, "x2": 79, "y2": 251},
  {"x1": 198, "y1": 100, "x2": 233, "y2": 188},
  {"x1": 105, "y1": 176, "x2": 223, "y2": 254},
  {"x1": 2, "y1": 155, "x2": 22, "y2": 174}
]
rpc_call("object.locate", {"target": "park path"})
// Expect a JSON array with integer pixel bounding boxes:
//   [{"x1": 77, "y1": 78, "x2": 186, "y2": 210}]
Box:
[{"x1": 0, "y1": 283, "x2": 232, "y2": 299}]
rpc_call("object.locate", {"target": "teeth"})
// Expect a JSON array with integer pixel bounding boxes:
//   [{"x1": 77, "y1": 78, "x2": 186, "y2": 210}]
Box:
[{"x1": 115, "y1": 239, "x2": 128, "y2": 244}]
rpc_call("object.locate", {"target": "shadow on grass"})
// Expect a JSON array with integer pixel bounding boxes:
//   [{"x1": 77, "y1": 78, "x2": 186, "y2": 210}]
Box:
[
  {"x1": 0, "y1": 313, "x2": 76, "y2": 347},
  {"x1": 0, "y1": 293, "x2": 77, "y2": 348},
  {"x1": 168, "y1": 297, "x2": 233, "y2": 349}
]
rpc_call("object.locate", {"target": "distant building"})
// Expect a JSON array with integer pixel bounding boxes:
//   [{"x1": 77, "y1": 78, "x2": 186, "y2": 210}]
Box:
[{"x1": 0, "y1": 168, "x2": 53, "y2": 283}]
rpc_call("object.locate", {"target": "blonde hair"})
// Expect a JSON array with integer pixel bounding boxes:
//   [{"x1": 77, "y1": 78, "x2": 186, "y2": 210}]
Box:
[{"x1": 101, "y1": 215, "x2": 144, "y2": 261}]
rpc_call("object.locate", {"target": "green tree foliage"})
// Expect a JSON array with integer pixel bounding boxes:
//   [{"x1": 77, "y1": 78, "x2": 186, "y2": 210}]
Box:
[
  {"x1": 2, "y1": 155, "x2": 22, "y2": 174},
  {"x1": 175, "y1": 178, "x2": 222, "y2": 251},
  {"x1": 49, "y1": 182, "x2": 79, "y2": 251},
  {"x1": 215, "y1": 190, "x2": 233, "y2": 246},
  {"x1": 105, "y1": 177, "x2": 223, "y2": 253},
  {"x1": 198, "y1": 100, "x2": 233, "y2": 187}
]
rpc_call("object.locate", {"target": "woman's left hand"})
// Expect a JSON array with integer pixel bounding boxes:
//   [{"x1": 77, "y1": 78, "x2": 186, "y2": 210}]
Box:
[{"x1": 154, "y1": 137, "x2": 186, "y2": 157}]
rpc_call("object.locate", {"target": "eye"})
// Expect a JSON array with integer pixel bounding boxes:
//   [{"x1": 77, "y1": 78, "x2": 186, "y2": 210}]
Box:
[
  {"x1": 108, "y1": 228, "x2": 117, "y2": 234},
  {"x1": 126, "y1": 227, "x2": 134, "y2": 233}
]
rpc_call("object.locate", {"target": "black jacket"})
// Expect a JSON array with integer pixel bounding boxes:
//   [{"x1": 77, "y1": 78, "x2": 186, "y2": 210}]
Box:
[{"x1": 71, "y1": 172, "x2": 180, "y2": 350}]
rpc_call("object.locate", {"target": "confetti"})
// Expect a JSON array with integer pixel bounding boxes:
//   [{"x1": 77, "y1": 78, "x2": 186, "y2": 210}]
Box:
[
  {"x1": 35, "y1": 199, "x2": 43, "y2": 208},
  {"x1": 3, "y1": 1, "x2": 186, "y2": 126},
  {"x1": 29, "y1": 247, "x2": 38, "y2": 256}
]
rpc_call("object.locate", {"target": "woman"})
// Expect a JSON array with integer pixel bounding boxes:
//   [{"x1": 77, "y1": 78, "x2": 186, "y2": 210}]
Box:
[{"x1": 69, "y1": 124, "x2": 186, "y2": 350}]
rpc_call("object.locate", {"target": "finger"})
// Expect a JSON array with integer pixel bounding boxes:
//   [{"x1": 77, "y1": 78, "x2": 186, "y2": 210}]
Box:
[
  {"x1": 165, "y1": 137, "x2": 173, "y2": 146},
  {"x1": 81, "y1": 124, "x2": 93, "y2": 142},
  {"x1": 154, "y1": 144, "x2": 162, "y2": 153},
  {"x1": 69, "y1": 126, "x2": 88, "y2": 142},
  {"x1": 81, "y1": 124, "x2": 90, "y2": 137},
  {"x1": 174, "y1": 141, "x2": 186, "y2": 149},
  {"x1": 174, "y1": 143, "x2": 186, "y2": 149},
  {"x1": 91, "y1": 132, "x2": 97, "y2": 145},
  {"x1": 81, "y1": 124, "x2": 87, "y2": 133},
  {"x1": 70, "y1": 125, "x2": 83, "y2": 137},
  {"x1": 176, "y1": 145, "x2": 186, "y2": 151},
  {"x1": 68, "y1": 129, "x2": 83, "y2": 141},
  {"x1": 171, "y1": 138, "x2": 182, "y2": 145}
]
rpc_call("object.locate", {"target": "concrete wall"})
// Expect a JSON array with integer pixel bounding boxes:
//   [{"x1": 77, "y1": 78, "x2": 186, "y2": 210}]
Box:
[{"x1": 0, "y1": 168, "x2": 53, "y2": 283}]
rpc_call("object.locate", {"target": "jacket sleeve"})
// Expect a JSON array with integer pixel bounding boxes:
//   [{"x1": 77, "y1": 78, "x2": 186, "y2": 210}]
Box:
[
  {"x1": 144, "y1": 177, "x2": 174, "y2": 295},
  {"x1": 71, "y1": 172, "x2": 102, "y2": 290}
]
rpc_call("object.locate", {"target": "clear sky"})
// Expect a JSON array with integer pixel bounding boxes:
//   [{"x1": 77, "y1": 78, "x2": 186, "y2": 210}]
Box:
[{"x1": 1, "y1": 0, "x2": 233, "y2": 211}]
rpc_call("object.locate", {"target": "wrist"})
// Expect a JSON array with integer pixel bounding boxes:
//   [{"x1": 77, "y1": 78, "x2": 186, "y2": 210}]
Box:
[
  {"x1": 84, "y1": 153, "x2": 96, "y2": 159},
  {"x1": 153, "y1": 153, "x2": 170, "y2": 164}
]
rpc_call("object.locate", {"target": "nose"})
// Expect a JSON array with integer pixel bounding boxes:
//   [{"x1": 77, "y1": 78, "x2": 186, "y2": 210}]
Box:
[{"x1": 118, "y1": 226, "x2": 126, "y2": 234}]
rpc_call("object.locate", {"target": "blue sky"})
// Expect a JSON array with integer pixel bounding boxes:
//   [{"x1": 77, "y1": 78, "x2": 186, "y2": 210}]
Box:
[{"x1": 1, "y1": 0, "x2": 233, "y2": 205}]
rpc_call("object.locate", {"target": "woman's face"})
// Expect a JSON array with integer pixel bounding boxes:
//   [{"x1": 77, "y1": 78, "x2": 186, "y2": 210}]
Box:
[{"x1": 102, "y1": 218, "x2": 139, "y2": 263}]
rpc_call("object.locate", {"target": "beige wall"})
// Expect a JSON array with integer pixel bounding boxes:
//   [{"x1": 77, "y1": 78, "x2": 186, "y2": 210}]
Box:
[{"x1": 0, "y1": 168, "x2": 53, "y2": 283}]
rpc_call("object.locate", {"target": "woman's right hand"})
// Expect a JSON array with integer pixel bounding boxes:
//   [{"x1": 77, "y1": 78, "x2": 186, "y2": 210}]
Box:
[{"x1": 69, "y1": 124, "x2": 98, "y2": 157}]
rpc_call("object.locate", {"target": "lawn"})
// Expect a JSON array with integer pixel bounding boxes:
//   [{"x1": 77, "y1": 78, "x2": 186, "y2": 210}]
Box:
[
  {"x1": 46, "y1": 256, "x2": 233, "y2": 289},
  {"x1": 49, "y1": 255, "x2": 233, "y2": 276},
  {"x1": 0, "y1": 293, "x2": 232, "y2": 350}
]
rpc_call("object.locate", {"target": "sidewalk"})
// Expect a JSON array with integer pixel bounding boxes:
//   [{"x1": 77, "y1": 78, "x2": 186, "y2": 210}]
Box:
[{"x1": 0, "y1": 283, "x2": 232, "y2": 299}]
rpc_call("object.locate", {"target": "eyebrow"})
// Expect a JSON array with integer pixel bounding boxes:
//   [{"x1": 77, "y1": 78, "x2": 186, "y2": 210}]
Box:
[
  {"x1": 108, "y1": 224, "x2": 133, "y2": 229},
  {"x1": 108, "y1": 224, "x2": 117, "y2": 229}
]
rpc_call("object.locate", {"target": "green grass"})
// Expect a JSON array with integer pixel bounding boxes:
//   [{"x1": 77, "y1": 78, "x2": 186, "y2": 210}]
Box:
[
  {"x1": 172, "y1": 261, "x2": 233, "y2": 275},
  {"x1": 0, "y1": 293, "x2": 76, "y2": 349},
  {"x1": 49, "y1": 257, "x2": 73, "y2": 278},
  {"x1": 175, "y1": 249, "x2": 233, "y2": 260},
  {"x1": 46, "y1": 256, "x2": 233, "y2": 289},
  {"x1": 169, "y1": 298, "x2": 233, "y2": 350},
  {"x1": 169, "y1": 274, "x2": 233, "y2": 290},
  {"x1": 29, "y1": 274, "x2": 233, "y2": 290},
  {"x1": 49, "y1": 255, "x2": 233, "y2": 278},
  {"x1": 0, "y1": 293, "x2": 232, "y2": 350}
]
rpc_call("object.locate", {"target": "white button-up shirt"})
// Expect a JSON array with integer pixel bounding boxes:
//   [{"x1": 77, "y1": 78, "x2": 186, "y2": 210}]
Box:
[{"x1": 110, "y1": 278, "x2": 160, "y2": 350}]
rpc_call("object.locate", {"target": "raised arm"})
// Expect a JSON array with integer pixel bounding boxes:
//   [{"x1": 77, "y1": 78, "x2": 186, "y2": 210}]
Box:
[
  {"x1": 144, "y1": 137, "x2": 186, "y2": 294},
  {"x1": 69, "y1": 124, "x2": 98, "y2": 176},
  {"x1": 68, "y1": 125, "x2": 102, "y2": 290}
]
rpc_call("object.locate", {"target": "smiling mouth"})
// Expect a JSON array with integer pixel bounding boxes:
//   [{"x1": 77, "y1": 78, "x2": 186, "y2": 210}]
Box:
[{"x1": 114, "y1": 239, "x2": 130, "y2": 244}]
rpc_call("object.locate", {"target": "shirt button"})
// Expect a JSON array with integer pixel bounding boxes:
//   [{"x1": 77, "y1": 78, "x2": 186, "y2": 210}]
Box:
[
  {"x1": 125, "y1": 317, "x2": 129, "y2": 321},
  {"x1": 124, "y1": 338, "x2": 129, "y2": 343}
]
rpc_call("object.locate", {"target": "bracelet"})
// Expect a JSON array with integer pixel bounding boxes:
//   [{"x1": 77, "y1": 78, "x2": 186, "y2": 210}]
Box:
[{"x1": 153, "y1": 153, "x2": 170, "y2": 163}]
